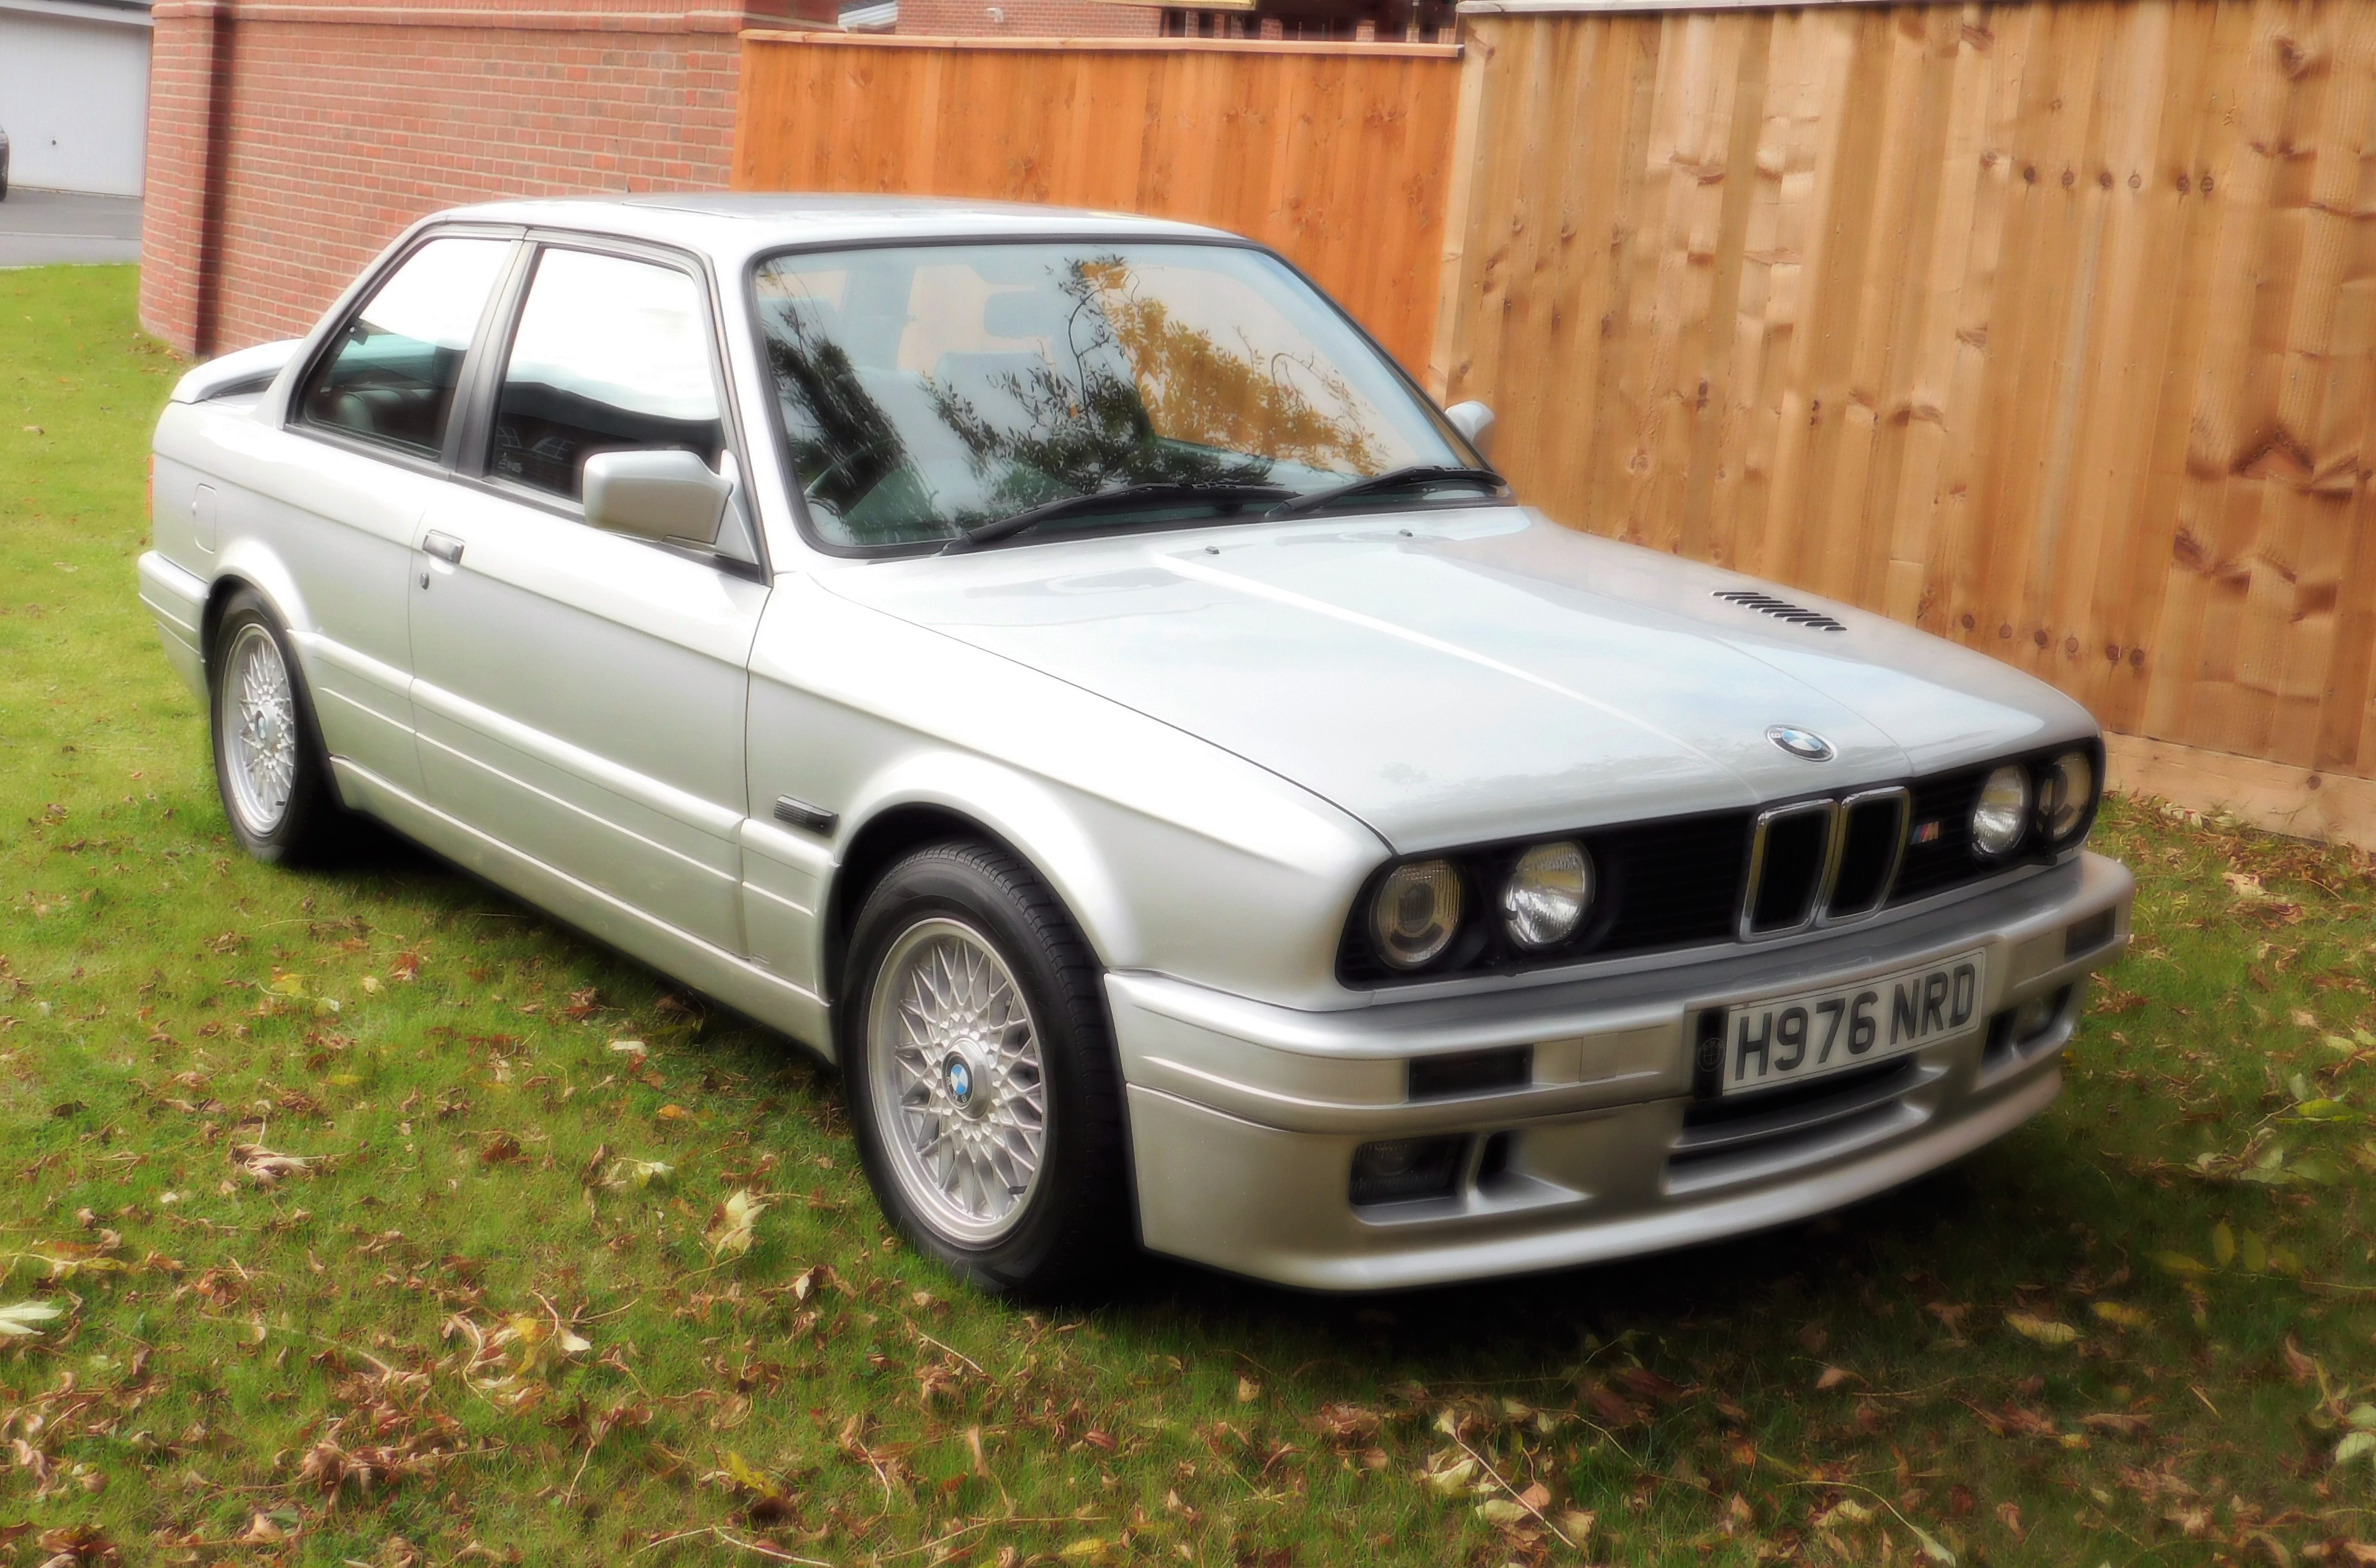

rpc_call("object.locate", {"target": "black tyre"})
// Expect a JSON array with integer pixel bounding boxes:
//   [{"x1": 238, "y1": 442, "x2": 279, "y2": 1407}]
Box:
[
  {"x1": 840, "y1": 840, "x2": 1133, "y2": 1297},
  {"x1": 208, "y1": 589, "x2": 348, "y2": 864}
]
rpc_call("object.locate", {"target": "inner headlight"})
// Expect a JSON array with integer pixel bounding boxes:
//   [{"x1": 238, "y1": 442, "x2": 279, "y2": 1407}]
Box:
[
  {"x1": 2037, "y1": 750, "x2": 2096, "y2": 844},
  {"x1": 1501, "y1": 841, "x2": 1591, "y2": 949},
  {"x1": 1971, "y1": 764, "x2": 2031, "y2": 858},
  {"x1": 1371, "y1": 860, "x2": 1462, "y2": 969}
]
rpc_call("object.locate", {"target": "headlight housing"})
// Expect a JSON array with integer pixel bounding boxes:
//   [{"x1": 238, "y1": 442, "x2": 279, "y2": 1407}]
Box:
[
  {"x1": 1501, "y1": 841, "x2": 1591, "y2": 949},
  {"x1": 1970, "y1": 764, "x2": 2031, "y2": 858},
  {"x1": 2036, "y1": 749, "x2": 2097, "y2": 845},
  {"x1": 1370, "y1": 860, "x2": 1463, "y2": 969}
]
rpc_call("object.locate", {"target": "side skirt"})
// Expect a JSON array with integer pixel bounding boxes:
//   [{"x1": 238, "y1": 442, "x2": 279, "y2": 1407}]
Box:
[{"x1": 331, "y1": 758, "x2": 834, "y2": 1061}]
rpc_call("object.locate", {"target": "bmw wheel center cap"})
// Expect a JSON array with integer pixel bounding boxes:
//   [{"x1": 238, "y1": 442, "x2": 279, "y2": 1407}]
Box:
[
  {"x1": 944, "y1": 1054, "x2": 975, "y2": 1108},
  {"x1": 1767, "y1": 725, "x2": 1836, "y2": 762}
]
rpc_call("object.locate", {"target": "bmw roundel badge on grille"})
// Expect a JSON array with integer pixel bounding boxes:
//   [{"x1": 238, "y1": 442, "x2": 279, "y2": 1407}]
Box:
[{"x1": 1767, "y1": 725, "x2": 1836, "y2": 761}]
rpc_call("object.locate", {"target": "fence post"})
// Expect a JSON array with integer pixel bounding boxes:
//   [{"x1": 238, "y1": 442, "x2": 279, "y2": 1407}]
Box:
[{"x1": 1426, "y1": 23, "x2": 1490, "y2": 404}]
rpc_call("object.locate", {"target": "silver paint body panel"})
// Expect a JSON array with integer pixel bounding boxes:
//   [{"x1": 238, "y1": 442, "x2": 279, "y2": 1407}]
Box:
[{"x1": 141, "y1": 194, "x2": 2135, "y2": 1288}]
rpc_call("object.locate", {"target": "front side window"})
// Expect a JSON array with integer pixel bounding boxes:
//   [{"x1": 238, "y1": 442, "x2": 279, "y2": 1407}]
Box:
[
  {"x1": 751, "y1": 242, "x2": 1475, "y2": 550},
  {"x1": 298, "y1": 235, "x2": 511, "y2": 457},
  {"x1": 489, "y1": 248, "x2": 725, "y2": 501}
]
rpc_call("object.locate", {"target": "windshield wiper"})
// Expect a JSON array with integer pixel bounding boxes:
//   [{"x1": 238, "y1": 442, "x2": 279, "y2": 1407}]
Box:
[
  {"x1": 1265, "y1": 464, "x2": 1506, "y2": 520},
  {"x1": 942, "y1": 481, "x2": 1294, "y2": 553}
]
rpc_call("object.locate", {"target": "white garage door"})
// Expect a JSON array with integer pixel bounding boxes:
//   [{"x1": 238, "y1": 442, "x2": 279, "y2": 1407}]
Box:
[{"x1": 0, "y1": 10, "x2": 151, "y2": 197}]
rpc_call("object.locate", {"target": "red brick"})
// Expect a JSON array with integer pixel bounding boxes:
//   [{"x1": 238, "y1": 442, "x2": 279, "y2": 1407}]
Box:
[{"x1": 140, "y1": 0, "x2": 831, "y2": 354}]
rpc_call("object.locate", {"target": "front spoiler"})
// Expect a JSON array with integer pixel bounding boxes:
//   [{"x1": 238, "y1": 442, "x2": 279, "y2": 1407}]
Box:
[{"x1": 1108, "y1": 852, "x2": 2132, "y2": 1291}]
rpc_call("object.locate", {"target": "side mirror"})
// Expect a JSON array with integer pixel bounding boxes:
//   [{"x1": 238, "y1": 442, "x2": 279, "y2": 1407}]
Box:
[
  {"x1": 1444, "y1": 400, "x2": 1497, "y2": 462},
  {"x1": 581, "y1": 449, "x2": 732, "y2": 547}
]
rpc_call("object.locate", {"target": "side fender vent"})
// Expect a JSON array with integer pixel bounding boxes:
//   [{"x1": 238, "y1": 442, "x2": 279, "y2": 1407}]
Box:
[{"x1": 1713, "y1": 588, "x2": 1847, "y2": 633}]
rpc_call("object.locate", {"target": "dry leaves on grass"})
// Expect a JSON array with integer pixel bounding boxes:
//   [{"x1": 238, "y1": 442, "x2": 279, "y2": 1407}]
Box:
[
  {"x1": 31, "y1": 1524, "x2": 118, "y2": 1565},
  {"x1": 2003, "y1": 1311, "x2": 2079, "y2": 1346},
  {"x1": 579, "y1": 1144, "x2": 672, "y2": 1193},
  {"x1": 230, "y1": 1143, "x2": 318, "y2": 1186},
  {"x1": 704, "y1": 1190, "x2": 767, "y2": 1260},
  {"x1": 5, "y1": 1235, "x2": 123, "y2": 1283},
  {"x1": 492, "y1": 1312, "x2": 590, "y2": 1378},
  {"x1": 0, "y1": 1300, "x2": 63, "y2": 1337},
  {"x1": 444, "y1": 1301, "x2": 592, "y2": 1401}
]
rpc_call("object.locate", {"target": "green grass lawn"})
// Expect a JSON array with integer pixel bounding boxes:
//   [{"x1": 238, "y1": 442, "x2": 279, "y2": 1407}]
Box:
[{"x1": 6, "y1": 264, "x2": 2376, "y2": 1567}]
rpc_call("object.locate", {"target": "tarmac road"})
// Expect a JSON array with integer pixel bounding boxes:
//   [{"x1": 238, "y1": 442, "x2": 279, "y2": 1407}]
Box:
[{"x1": 0, "y1": 188, "x2": 142, "y2": 267}]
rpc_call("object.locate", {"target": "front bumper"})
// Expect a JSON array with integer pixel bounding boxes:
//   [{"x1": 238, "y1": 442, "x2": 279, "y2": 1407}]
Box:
[{"x1": 1109, "y1": 851, "x2": 2133, "y2": 1290}]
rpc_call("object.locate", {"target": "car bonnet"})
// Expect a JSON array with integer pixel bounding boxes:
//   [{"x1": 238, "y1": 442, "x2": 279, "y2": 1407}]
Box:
[{"x1": 816, "y1": 509, "x2": 2093, "y2": 854}]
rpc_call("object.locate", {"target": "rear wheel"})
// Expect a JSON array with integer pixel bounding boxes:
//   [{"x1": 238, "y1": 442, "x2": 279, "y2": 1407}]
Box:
[
  {"x1": 841, "y1": 841, "x2": 1132, "y2": 1297},
  {"x1": 210, "y1": 590, "x2": 346, "y2": 864}
]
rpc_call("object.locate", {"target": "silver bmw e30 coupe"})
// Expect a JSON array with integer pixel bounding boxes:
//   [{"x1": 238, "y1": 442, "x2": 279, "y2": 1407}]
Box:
[{"x1": 140, "y1": 194, "x2": 2135, "y2": 1295}]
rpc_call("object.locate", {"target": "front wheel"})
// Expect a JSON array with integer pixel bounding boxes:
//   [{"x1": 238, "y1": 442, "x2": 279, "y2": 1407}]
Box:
[
  {"x1": 209, "y1": 590, "x2": 346, "y2": 864},
  {"x1": 840, "y1": 842, "x2": 1133, "y2": 1298}
]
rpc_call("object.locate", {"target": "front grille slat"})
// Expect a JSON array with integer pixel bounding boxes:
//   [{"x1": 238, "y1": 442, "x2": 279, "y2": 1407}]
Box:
[
  {"x1": 1674, "y1": 1059, "x2": 1919, "y2": 1154},
  {"x1": 1826, "y1": 788, "x2": 1909, "y2": 919},
  {"x1": 1668, "y1": 1061, "x2": 1937, "y2": 1189},
  {"x1": 1743, "y1": 804, "x2": 1833, "y2": 935}
]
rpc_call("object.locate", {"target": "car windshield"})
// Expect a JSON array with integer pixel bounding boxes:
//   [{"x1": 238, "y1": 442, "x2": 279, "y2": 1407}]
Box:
[{"x1": 750, "y1": 241, "x2": 1476, "y2": 550}]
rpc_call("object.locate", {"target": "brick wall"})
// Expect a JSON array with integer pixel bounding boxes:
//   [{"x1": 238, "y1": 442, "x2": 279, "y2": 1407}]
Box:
[
  {"x1": 139, "y1": 0, "x2": 833, "y2": 355},
  {"x1": 895, "y1": 0, "x2": 1157, "y2": 39}
]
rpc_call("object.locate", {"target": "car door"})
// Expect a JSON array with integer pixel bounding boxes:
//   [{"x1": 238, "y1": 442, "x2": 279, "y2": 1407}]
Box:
[
  {"x1": 276, "y1": 231, "x2": 517, "y2": 794},
  {"x1": 408, "y1": 238, "x2": 768, "y2": 954}
]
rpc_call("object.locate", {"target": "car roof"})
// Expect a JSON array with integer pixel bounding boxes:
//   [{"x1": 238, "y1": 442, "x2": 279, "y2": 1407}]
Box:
[{"x1": 433, "y1": 192, "x2": 1242, "y2": 264}]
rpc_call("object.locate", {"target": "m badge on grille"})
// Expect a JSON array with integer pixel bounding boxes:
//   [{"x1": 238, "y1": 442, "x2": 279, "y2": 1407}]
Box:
[{"x1": 1767, "y1": 725, "x2": 1836, "y2": 762}]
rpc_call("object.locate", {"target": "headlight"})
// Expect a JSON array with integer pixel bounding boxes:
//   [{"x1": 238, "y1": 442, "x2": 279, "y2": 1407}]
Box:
[
  {"x1": 1971, "y1": 764, "x2": 2031, "y2": 858},
  {"x1": 1501, "y1": 841, "x2": 1591, "y2": 949},
  {"x1": 1371, "y1": 860, "x2": 1462, "y2": 969},
  {"x1": 2037, "y1": 750, "x2": 2096, "y2": 844}
]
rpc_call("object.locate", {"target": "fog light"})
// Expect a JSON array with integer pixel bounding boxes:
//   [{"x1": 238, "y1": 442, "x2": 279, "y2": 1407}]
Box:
[
  {"x1": 2013, "y1": 988, "x2": 2067, "y2": 1043},
  {"x1": 2064, "y1": 908, "x2": 2115, "y2": 958},
  {"x1": 1349, "y1": 1135, "x2": 1467, "y2": 1207}
]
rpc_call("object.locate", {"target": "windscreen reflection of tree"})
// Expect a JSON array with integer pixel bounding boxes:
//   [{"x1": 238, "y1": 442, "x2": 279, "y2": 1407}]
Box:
[
  {"x1": 927, "y1": 258, "x2": 1277, "y2": 520},
  {"x1": 762, "y1": 300, "x2": 927, "y2": 545},
  {"x1": 1096, "y1": 268, "x2": 1384, "y2": 477}
]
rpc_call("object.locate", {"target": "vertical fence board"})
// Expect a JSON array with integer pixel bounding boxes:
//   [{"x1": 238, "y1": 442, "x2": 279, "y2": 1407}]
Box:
[{"x1": 734, "y1": 32, "x2": 1464, "y2": 373}]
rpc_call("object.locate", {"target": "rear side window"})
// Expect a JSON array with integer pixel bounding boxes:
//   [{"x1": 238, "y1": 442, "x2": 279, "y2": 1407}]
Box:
[
  {"x1": 489, "y1": 247, "x2": 725, "y2": 501},
  {"x1": 297, "y1": 236, "x2": 510, "y2": 457}
]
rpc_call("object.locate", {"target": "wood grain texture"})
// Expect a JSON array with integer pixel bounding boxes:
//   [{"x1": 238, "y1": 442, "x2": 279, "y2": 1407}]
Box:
[
  {"x1": 2106, "y1": 731, "x2": 2376, "y2": 846},
  {"x1": 732, "y1": 31, "x2": 1464, "y2": 372},
  {"x1": 732, "y1": 13, "x2": 2376, "y2": 813},
  {"x1": 1446, "y1": 1, "x2": 2376, "y2": 789}
]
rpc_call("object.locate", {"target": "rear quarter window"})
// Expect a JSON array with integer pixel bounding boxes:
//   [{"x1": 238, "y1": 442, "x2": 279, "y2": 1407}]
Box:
[{"x1": 297, "y1": 236, "x2": 511, "y2": 458}]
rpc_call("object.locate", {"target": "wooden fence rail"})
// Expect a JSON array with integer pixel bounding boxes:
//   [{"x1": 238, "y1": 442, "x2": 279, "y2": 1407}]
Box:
[{"x1": 737, "y1": 7, "x2": 2376, "y2": 844}]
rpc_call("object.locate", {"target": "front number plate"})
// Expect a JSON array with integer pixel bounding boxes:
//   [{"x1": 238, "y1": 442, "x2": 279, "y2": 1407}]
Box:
[{"x1": 1715, "y1": 951, "x2": 1988, "y2": 1097}]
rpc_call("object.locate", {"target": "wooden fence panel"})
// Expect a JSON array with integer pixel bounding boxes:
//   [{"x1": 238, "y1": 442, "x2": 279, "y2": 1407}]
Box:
[
  {"x1": 1443, "y1": 0, "x2": 2376, "y2": 808},
  {"x1": 730, "y1": 12, "x2": 2376, "y2": 839},
  {"x1": 732, "y1": 32, "x2": 1464, "y2": 373},
  {"x1": 1435, "y1": 0, "x2": 2376, "y2": 807}
]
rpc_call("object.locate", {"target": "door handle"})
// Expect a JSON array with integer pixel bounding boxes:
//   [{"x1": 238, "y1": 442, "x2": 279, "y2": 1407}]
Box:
[{"x1": 423, "y1": 531, "x2": 466, "y2": 566}]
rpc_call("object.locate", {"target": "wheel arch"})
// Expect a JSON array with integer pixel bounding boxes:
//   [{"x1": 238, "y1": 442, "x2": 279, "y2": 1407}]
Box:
[
  {"x1": 197, "y1": 547, "x2": 314, "y2": 682},
  {"x1": 819, "y1": 771, "x2": 1138, "y2": 1013}
]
